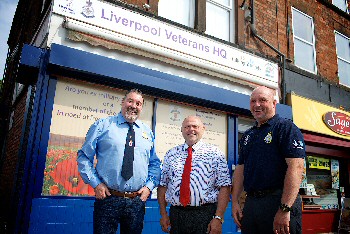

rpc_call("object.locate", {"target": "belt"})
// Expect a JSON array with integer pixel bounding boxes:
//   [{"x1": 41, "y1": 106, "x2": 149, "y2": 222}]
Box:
[
  {"x1": 172, "y1": 203, "x2": 217, "y2": 210},
  {"x1": 109, "y1": 189, "x2": 138, "y2": 198},
  {"x1": 246, "y1": 189, "x2": 281, "y2": 198}
]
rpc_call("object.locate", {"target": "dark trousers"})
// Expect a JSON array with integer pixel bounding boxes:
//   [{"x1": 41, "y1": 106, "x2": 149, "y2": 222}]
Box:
[
  {"x1": 241, "y1": 190, "x2": 302, "y2": 234},
  {"x1": 93, "y1": 195, "x2": 146, "y2": 234},
  {"x1": 169, "y1": 203, "x2": 217, "y2": 234}
]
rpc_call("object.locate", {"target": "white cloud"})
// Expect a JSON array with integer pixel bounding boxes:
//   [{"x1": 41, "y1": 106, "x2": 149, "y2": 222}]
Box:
[{"x1": 0, "y1": 0, "x2": 19, "y2": 80}]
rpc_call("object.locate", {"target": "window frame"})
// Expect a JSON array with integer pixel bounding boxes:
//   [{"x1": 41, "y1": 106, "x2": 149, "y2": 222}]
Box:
[
  {"x1": 205, "y1": 0, "x2": 235, "y2": 42},
  {"x1": 332, "y1": 0, "x2": 349, "y2": 13},
  {"x1": 158, "y1": 0, "x2": 235, "y2": 43},
  {"x1": 291, "y1": 7, "x2": 317, "y2": 74},
  {"x1": 157, "y1": 0, "x2": 196, "y2": 28},
  {"x1": 334, "y1": 31, "x2": 350, "y2": 88}
]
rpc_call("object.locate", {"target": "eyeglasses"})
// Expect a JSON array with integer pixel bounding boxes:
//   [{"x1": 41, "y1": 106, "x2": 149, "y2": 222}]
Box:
[{"x1": 183, "y1": 125, "x2": 201, "y2": 130}]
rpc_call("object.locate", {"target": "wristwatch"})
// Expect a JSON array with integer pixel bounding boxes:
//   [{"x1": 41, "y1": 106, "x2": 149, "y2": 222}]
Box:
[
  {"x1": 213, "y1": 215, "x2": 224, "y2": 224},
  {"x1": 280, "y1": 203, "x2": 292, "y2": 212}
]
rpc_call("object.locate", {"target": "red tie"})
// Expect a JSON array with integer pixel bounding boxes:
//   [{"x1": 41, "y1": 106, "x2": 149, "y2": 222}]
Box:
[{"x1": 180, "y1": 146, "x2": 192, "y2": 207}]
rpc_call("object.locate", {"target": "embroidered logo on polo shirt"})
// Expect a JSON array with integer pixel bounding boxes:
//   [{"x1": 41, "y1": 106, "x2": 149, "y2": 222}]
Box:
[
  {"x1": 292, "y1": 140, "x2": 304, "y2": 149},
  {"x1": 264, "y1": 132, "x2": 272, "y2": 143},
  {"x1": 243, "y1": 135, "x2": 250, "y2": 145}
]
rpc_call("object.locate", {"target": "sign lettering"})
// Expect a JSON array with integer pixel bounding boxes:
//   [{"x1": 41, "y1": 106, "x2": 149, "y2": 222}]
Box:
[{"x1": 323, "y1": 111, "x2": 350, "y2": 136}]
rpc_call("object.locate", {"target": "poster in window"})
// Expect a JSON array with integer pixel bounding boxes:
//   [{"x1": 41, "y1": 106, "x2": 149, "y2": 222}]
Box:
[
  {"x1": 331, "y1": 159, "x2": 339, "y2": 189},
  {"x1": 155, "y1": 100, "x2": 227, "y2": 162},
  {"x1": 300, "y1": 159, "x2": 307, "y2": 188},
  {"x1": 308, "y1": 156, "x2": 330, "y2": 170},
  {"x1": 42, "y1": 78, "x2": 153, "y2": 196}
]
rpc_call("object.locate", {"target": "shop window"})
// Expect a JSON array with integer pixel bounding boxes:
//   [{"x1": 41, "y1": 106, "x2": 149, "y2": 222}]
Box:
[
  {"x1": 335, "y1": 31, "x2": 350, "y2": 88},
  {"x1": 42, "y1": 78, "x2": 154, "y2": 197},
  {"x1": 206, "y1": 0, "x2": 235, "y2": 42},
  {"x1": 292, "y1": 8, "x2": 317, "y2": 74},
  {"x1": 155, "y1": 99, "x2": 228, "y2": 161},
  {"x1": 237, "y1": 117, "x2": 255, "y2": 141},
  {"x1": 301, "y1": 155, "x2": 340, "y2": 210},
  {"x1": 333, "y1": 0, "x2": 349, "y2": 13},
  {"x1": 43, "y1": 78, "x2": 230, "y2": 197},
  {"x1": 236, "y1": 117, "x2": 255, "y2": 212}
]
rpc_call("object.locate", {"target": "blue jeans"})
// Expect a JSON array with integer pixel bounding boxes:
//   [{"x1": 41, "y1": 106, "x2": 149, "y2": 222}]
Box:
[{"x1": 93, "y1": 195, "x2": 146, "y2": 234}]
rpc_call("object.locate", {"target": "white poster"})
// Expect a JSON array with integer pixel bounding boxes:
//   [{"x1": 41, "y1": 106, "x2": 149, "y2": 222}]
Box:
[{"x1": 155, "y1": 100, "x2": 227, "y2": 161}]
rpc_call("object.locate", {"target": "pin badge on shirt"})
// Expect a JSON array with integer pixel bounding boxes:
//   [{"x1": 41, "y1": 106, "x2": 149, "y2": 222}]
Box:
[
  {"x1": 129, "y1": 140, "x2": 133, "y2": 147},
  {"x1": 264, "y1": 132, "x2": 272, "y2": 143},
  {"x1": 142, "y1": 132, "x2": 149, "y2": 140}
]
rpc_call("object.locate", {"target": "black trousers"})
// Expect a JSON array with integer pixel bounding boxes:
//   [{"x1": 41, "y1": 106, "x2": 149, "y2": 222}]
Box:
[
  {"x1": 241, "y1": 190, "x2": 302, "y2": 234},
  {"x1": 169, "y1": 203, "x2": 217, "y2": 234}
]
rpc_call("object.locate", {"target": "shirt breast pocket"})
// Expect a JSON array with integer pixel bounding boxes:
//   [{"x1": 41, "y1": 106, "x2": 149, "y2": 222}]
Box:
[{"x1": 135, "y1": 137, "x2": 153, "y2": 159}]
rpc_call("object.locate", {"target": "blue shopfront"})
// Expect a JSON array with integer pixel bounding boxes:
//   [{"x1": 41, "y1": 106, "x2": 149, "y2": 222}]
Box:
[{"x1": 14, "y1": 43, "x2": 293, "y2": 233}]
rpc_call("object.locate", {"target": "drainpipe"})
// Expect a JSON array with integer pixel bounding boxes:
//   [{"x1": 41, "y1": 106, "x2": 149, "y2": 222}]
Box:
[{"x1": 248, "y1": 0, "x2": 287, "y2": 103}]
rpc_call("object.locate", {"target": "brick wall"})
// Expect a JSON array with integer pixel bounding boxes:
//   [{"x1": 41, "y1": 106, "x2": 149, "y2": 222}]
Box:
[
  {"x1": 244, "y1": 0, "x2": 350, "y2": 84},
  {"x1": 0, "y1": 89, "x2": 28, "y2": 233}
]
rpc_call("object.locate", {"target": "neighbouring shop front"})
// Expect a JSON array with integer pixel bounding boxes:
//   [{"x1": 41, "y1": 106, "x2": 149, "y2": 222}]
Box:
[{"x1": 288, "y1": 93, "x2": 350, "y2": 234}]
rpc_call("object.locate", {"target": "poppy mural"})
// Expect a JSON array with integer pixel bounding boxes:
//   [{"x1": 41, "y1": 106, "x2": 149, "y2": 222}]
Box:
[{"x1": 42, "y1": 144, "x2": 95, "y2": 196}]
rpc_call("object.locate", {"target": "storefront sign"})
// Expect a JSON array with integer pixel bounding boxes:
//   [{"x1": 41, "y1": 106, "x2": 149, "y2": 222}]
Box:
[
  {"x1": 323, "y1": 112, "x2": 350, "y2": 136},
  {"x1": 308, "y1": 156, "x2": 330, "y2": 170},
  {"x1": 52, "y1": 0, "x2": 279, "y2": 88},
  {"x1": 290, "y1": 94, "x2": 350, "y2": 140}
]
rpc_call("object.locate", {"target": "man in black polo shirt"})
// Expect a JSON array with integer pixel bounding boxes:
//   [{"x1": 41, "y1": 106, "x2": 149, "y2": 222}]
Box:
[{"x1": 231, "y1": 86, "x2": 305, "y2": 234}]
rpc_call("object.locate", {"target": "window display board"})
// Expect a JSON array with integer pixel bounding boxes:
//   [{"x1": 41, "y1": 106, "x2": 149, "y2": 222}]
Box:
[
  {"x1": 155, "y1": 100, "x2": 227, "y2": 161},
  {"x1": 42, "y1": 78, "x2": 153, "y2": 196}
]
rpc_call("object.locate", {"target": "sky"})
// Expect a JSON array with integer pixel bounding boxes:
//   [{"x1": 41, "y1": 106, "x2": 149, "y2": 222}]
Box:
[{"x1": 0, "y1": 0, "x2": 19, "y2": 80}]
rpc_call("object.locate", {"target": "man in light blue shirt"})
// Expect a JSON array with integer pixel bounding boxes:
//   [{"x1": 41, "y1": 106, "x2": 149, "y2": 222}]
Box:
[{"x1": 77, "y1": 89, "x2": 161, "y2": 234}]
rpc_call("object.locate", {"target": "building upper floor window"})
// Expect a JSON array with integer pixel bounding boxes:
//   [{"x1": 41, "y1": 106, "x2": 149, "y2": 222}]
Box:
[
  {"x1": 158, "y1": 0, "x2": 235, "y2": 42},
  {"x1": 206, "y1": 0, "x2": 234, "y2": 42},
  {"x1": 335, "y1": 31, "x2": 350, "y2": 88},
  {"x1": 333, "y1": 0, "x2": 349, "y2": 13},
  {"x1": 158, "y1": 0, "x2": 195, "y2": 27},
  {"x1": 292, "y1": 8, "x2": 317, "y2": 74}
]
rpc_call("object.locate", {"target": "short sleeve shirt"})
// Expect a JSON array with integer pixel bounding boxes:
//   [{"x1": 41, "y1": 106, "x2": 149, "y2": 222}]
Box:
[
  {"x1": 238, "y1": 114, "x2": 306, "y2": 192},
  {"x1": 160, "y1": 140, "x2": 231, "y2": 206}
]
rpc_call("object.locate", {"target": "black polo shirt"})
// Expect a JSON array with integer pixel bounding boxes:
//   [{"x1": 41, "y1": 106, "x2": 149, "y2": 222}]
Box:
[{"x1": 238, "y1": 114, "x2": 306, "y2": 193}]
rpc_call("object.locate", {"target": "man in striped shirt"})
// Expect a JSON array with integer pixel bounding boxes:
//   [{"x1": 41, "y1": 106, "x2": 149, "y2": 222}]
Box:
[{"x1": 158, "y1": 116, "x2": 231, "y2": 234}]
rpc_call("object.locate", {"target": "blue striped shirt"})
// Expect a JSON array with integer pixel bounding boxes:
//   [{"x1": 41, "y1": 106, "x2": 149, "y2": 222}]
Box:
[
  {"x1": 77, "y1": 112, "x2": 161, "y2": 192},
  {"x1": 160, "y1": 140, "x2": 231, "y2": 206}
]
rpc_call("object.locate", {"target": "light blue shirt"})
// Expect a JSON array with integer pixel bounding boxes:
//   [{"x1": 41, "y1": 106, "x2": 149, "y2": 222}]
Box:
[{"x1": 77, "y1": 112, "x2": 161, "y2": 192}]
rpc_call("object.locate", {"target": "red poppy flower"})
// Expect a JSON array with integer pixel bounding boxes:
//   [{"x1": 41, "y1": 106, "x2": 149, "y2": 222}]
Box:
[
  {"x1": 51, "y1": 157, "x2": 95, "y2": 196},
  {"x1": 50, "y1": 185, "x2": 60, "y2": 195}
]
